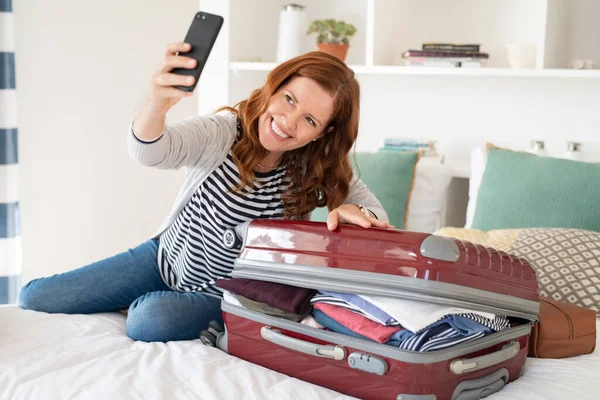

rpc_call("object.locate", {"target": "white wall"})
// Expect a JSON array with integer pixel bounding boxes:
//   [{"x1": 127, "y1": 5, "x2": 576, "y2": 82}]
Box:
[
  {"x1": 567, "y1": 0, "x2": 600, "y2": 66},
  {"x1": 229, "y1": 0, "x2": 368, "y2": 65},
  {"x1": 544, "y1": 0, "x2": 600, "y2": 69},
  {"x1": 14, "y1": 0, "x2": 198, "y2": 284},
  {"x1": 227, "y1": 71, "x2": 600, "y2": 169},
  {"x1": 224, "y1": 0, "x2": 600, "y2": 167},
  {"x1": 355, "y1": 74, "x2": 600, "y2": 166},
  {"x1": 13, "y1": 0, "x2": 600, "y2": 285},
  {"x1": 373, "y1": 0, "x2": 547, "y2": 67},
  {"x1": 543, "y1": 0, "x2": 571, "y2": 69}
]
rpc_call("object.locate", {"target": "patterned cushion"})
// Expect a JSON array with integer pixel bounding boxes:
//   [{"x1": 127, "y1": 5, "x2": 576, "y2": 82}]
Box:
[
  {"x1": 434, "y1": 227, "x2": 521, "y2": 252},
  {"x1": 437, "y1": 227, "x2": 600, "y2": 315},
  {"x1": 509, "y1": 228, "x2": 600, "y2": 315}
]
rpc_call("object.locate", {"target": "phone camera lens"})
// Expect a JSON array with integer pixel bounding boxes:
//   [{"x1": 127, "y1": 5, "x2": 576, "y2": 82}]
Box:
[{"x1": 201, "y1": 15, "x2": 206, "y2": 19}]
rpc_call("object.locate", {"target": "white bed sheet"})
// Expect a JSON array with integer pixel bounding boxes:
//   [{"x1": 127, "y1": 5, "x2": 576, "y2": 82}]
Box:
[{"x1": 1, "y1": 305, "x2": 599, "y2": 400}]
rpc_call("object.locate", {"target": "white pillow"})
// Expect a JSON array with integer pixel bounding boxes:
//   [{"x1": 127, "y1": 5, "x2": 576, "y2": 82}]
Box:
[
  {"x1": 465, "y1": 146, "x2": 487, "y2": 228},
  {"x1": 406, "y1": 159, "x2": 453, "y2": 233}
]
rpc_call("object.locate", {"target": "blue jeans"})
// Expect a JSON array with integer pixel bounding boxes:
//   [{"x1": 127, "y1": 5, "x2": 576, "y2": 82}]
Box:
[{"x1": 18, "y1": 239, "x2": 223, "y2": 342}]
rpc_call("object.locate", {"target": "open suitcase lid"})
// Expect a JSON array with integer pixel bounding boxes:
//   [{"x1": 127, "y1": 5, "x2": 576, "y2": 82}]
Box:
[{"x1": 225, "y1": 220, "x2": 540, "y2": 321}]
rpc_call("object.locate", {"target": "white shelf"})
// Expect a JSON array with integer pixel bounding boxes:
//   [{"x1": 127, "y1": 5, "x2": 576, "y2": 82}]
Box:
[
  {"x1": 201, "y1": 0, "x2": 600, "y2": 177},
  {"x1": 230, "y1": 62, "x2": 600, "y2": 78},
  {"x1": 352, "y1": 66, "x2": 600, "y2": 78}
]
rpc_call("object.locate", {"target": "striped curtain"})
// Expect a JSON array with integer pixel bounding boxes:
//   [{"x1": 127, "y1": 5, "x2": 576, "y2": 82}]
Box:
[{"x1": 0, "y1": 0, "x2": 20, "y2": 304}]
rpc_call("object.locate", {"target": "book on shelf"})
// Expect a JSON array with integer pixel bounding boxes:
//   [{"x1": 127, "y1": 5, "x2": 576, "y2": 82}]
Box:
[
  {"x1": 384, "y1": 138, "x2": 434, "y2": 148},
  {"x1": 380, "y1": 147, "x2": 439, "y2": 157},
  {"x1": 422, "y1": 43, "x2": 481, "y2": 52},
  {"x1": 402, "y1": 44, "x2": 489, "y2": 68},
  {"x1": 405, "y1": 57, "x2": 484, "y2": 68},
  {"x1": 381, "y1": 139, "x2": 439, "y2": 157},
  {"x1": 402, "y1": 50, "x2": 489, "y2": 59}
]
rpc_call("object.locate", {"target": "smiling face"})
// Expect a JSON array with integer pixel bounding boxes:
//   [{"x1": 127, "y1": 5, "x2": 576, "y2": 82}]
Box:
[{"x1": 257, "y1": 76, "x2": 335, "y2": 161}]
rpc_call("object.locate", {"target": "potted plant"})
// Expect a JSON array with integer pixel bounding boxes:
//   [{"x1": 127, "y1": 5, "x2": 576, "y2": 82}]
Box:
[{"x1": 306, "y1": 19, "x2": 357, "y2": 62}]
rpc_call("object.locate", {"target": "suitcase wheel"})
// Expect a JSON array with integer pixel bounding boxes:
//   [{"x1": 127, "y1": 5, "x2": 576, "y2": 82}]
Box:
[
  {"x1": 223, "y1": 228, "x2": 242, "y2": 249},
  {"x1": 200, "y1": 330, "x2": 217, "y2": 347},
  {"x1": 208, "y1": 320, "x2": 224, "y2": 335}
]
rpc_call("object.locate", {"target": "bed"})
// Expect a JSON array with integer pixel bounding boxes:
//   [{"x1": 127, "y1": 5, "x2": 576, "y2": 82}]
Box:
[
  {"x1": 1, "y1": 305, "x2": 598, "y2": 400},
  {"x1": 3, "y1": 145, "x2": 600, "y2": 400}
]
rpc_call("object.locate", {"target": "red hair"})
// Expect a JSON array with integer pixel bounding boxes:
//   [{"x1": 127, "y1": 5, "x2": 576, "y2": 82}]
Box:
[{"x1": 219, "y1": 51, "x2": 360, "y2": 220}]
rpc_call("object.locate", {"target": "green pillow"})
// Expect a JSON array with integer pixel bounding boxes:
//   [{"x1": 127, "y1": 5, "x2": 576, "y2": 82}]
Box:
[
  {"x1": 310, "y1": 151, "x2": 420, "y2": 229},
  {"x1": 472, "y1": 148, "x2": 600, "y2": 231}
]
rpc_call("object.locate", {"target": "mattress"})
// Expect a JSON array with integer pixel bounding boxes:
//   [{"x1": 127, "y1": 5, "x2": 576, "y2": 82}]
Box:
[{"x1": 1, "y1": 305, "x2": 598, "y2": 400}]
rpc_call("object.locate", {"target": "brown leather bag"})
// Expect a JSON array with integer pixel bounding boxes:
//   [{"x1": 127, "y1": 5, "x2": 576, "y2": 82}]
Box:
[{"x1": 529, "y1": 296, "x2": 596, "y2": 358}]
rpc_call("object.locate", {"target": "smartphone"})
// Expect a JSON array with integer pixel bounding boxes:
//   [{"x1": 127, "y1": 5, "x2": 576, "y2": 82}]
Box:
[{"x1": 172, "y1": 11, "x2": 223, "y2": 92}]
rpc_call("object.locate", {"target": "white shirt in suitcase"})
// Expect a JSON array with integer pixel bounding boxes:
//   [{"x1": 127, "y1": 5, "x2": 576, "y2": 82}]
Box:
[{"x1": 358, "y1": 294, "x2": 496, "y2": 333}]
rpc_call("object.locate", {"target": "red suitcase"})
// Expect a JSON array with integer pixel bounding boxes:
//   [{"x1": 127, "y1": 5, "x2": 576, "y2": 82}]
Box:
[{"x1": 216, "y1": 220, "x2": 540, "y2": 400}]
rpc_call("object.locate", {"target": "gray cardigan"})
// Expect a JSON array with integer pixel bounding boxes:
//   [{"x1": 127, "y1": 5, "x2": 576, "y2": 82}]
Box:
[{"x1": 127, "y1": 112, "x2": 388, "y2": 237}]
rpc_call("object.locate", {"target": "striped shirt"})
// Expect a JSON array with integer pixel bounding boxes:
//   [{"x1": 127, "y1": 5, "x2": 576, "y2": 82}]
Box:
[
  {"x1": 157, "y1": 152, "x2": 289, "y2": 297},
  {"x1": 393, "y1": 313, "x2": 511, "y2": 352},
  {"x1": 396, "y1": 325, "x2": 487, "y2": 352}
]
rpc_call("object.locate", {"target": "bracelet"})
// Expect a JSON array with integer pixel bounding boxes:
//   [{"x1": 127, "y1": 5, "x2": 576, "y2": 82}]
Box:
[{"x1": 353, "y1": 204, "x2": 370, "y2": 217}]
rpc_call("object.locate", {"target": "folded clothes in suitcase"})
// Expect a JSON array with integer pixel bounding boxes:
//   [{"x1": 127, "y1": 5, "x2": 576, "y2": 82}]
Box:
[{"x1": 215, "y1": 220, "x2": 540, "y2": 400}]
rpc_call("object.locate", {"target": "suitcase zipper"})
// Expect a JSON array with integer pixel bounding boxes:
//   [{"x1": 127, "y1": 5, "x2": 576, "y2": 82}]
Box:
[
  {"x1": 232, "y1": 260, "x2": 539, "y2": 321},
  {"x1": 540, "y1": 298, "x2": 573, "y2": 338}
]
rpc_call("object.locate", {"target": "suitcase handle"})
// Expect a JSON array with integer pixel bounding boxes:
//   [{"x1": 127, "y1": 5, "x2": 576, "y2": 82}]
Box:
[
  {"x1": 260, "y1": 326, "x2": 346, "y2": 361},
  {"x1": 450, "y1": 341, "x2": 520, "y2": 374},
  {"x1": 451, "y1": 368, "x2": 509, "y2": 400}
]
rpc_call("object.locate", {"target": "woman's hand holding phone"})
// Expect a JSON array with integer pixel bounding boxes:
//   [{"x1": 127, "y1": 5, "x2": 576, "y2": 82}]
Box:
[
  {"x1": 133, "y1": 11, "x2": 223, "y2": 141},
  {"x1": 150, "y1": 42, "x2": 198, "y2": 111},
  {"x1": 133, "y1": 42, "x2": 197, "y2": 142}
]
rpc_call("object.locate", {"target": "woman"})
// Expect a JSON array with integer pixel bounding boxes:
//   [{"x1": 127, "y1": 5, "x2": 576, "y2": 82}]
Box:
[{"x1": 18, "y1": 43, "x2": 391, "y2": 342}]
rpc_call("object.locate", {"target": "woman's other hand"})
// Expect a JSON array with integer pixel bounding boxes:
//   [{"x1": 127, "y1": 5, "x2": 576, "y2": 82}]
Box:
[{"x1": 326, "y1": 204, "x2": 394, "y2": 231}]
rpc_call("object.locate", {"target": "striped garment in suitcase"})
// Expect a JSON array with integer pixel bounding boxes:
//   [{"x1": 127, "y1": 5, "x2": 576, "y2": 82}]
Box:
[{"x1": 216, "y1": 220, "x2": 540, "y2": 400}]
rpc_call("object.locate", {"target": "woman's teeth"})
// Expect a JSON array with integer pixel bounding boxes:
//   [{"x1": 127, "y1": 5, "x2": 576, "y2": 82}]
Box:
[{"x1": 271, "y1": 119, "x2": 290, "y2": 139}]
